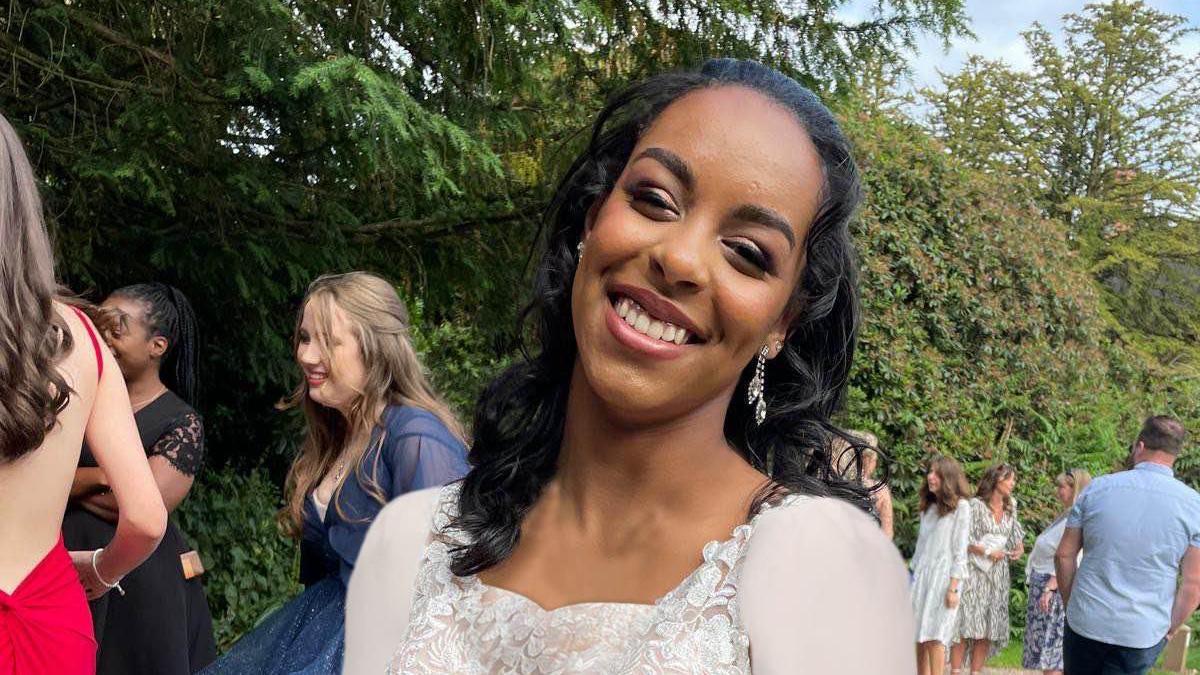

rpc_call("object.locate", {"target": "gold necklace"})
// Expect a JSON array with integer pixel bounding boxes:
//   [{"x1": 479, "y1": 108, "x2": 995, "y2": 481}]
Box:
[{"x1": 131, "y1": 384, "x2": 168, "y2": 412}]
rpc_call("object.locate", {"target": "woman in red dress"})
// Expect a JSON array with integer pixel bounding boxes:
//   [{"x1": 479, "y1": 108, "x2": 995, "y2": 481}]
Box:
[{"x1": 0, "y1": 113, "x2": 167, "y2": 674}]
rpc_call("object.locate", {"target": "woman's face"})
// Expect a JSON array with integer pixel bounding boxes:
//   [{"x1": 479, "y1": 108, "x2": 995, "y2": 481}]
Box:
[
  {"x1": 570, "y1": 86, "x2": 825, "y2": 423},
  {"x1": 926, "y1": 468, "x2": 942, "y2": 493},
  {"x1": 1055, "y1": 479, "x2": 1073, "y2": 507},
  {"x1": 101, "y1": 295, "x2": 165, "y2": 382},
  {"x1": 296, "y1": 299, "x2": 367, "y2": 415},
  {"x1": 998, "y1": 472, "x2": 1017, "y2": 496}
]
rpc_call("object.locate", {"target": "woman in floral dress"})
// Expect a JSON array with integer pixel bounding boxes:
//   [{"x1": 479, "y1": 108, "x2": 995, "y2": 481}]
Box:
[{"x1": 951, "y1": 463, "x2": 1025, "y2": 674}]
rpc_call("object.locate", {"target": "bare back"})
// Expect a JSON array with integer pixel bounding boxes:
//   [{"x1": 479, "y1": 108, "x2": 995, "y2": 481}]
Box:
[{"x1": 0, "y1": 303, "x2": 121, "y2": 592}]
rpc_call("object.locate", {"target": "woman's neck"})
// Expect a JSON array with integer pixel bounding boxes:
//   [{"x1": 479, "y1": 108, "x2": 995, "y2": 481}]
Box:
[
  {"x1": 553, "y1": 363, "x2": 766, "y2": 528},
  {"x1": 126, "y1": 370, "x2": 166, "y2": 405},
  {"x1": 989, "y1": 493, "x2": 1005, "y2": 510},
  {"x1": 338, "y1": 400, "x2": 387, "y2": 452}
]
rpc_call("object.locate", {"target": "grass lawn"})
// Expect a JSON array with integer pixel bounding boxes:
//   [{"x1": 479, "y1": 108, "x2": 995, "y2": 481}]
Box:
[
  {"x1": 987, "y1": 633, "x2": 1200, "y2": 673},
  {"x1": 985, "y1": 641, "x2": 1023, "y2": 668}
]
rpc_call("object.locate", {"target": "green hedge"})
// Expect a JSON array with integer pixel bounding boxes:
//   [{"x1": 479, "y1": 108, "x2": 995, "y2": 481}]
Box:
[{"x1": 175, "y1": 468, "x2": 299, "y2": 652}]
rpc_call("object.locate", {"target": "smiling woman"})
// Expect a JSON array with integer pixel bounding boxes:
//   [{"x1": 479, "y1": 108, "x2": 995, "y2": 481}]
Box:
[
  {"x1": 201, "y1": 272, "x2": 469, "y2": 675},
  {"x1": 344, "y1": 59, "x2": 914, "y2": 674}
]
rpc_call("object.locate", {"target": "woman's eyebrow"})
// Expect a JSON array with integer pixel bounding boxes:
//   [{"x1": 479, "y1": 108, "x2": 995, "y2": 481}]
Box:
[
  {"x1": 633, "y1": 147, "x2": 694, "y2": 192},
  {"x1": 733, "y1": 204, "x2": 796, "y2": 249}
]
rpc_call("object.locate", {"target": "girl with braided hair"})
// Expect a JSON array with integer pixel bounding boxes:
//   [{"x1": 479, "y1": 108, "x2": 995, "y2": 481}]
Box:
[{"x1": 62, "y1": 282, "x2": 217, "y2": 674}]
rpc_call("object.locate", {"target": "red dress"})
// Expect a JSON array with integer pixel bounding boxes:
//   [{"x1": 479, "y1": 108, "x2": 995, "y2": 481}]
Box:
[
  {"x1": 0, "y1": 306, "x2": 102, "y2": 674},
  {"x1": 0, "y1": 537, "x2": 97, "y2": 674}
]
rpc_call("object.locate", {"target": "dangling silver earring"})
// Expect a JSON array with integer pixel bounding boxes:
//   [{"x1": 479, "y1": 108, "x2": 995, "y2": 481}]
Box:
[
  {"x1": 747, "y1": 345, "x2": 769, "y2": 425},
  {"x1": 576, "y1": 240, "x2": 585, "y2": 261}
]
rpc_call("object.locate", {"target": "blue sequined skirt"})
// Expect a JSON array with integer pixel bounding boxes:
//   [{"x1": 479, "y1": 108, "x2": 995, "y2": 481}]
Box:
[{"x1": 201, "y1": 577, "x2": 345, "y2": 675}]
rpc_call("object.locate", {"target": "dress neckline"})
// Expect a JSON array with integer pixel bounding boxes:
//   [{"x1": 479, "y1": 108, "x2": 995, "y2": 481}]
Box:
[{"x1": 460, "y1": 490, "x2": 805, "y2": 615}]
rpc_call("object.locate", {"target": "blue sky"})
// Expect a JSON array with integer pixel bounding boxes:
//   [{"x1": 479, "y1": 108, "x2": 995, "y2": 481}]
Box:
[{"x1": 839, "y1": 0, "x2": 1200, "y2": 93}]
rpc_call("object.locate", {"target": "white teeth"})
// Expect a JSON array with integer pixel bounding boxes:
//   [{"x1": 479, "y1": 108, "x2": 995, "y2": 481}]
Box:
[{"x1": 612, "y1": 295, "x2": 692, "y2": 346}]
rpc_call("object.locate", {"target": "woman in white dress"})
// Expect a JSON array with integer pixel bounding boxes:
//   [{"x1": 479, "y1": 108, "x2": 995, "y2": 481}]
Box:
[
  {"x1": 1022, "y1": 469, "x2": 1090, "y2": 675},
  {"x1": 343, "y1": 58, "x2": 914, "y2": 674},
  {"x1": 911, "y1": 455, "x2": 972, "y2": 675}
]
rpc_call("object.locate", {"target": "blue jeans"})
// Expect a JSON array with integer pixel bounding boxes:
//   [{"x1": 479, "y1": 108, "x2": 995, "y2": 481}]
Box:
[{"x1": 1063, "y1": 623, "x2": 1167, "y2": 675}]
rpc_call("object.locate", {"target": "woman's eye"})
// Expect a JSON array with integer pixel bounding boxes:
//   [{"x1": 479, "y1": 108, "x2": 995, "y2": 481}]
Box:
[
  {"x1": 726, "y1": 240, "x2": 772, "y2": 274},
  {"x1": 626, "y1": 183, "x2": 678, "y2": 217}
]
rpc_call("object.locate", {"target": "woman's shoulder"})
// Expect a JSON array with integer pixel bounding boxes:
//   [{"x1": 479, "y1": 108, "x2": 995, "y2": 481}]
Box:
[
  {"x1": 380, "y1": 404, "x2": 462, "y2": 444},
  {"x1": 151, "y1": 390, "x2": 200, "y2": 425},
  {"x1": 367, "y1": 485, "x2": 450, "y2": 550},
  {"x1": 352, "y1": 484, "x2": 456, "y2": 581},
  {"x1": 747, "y1": 495, "x2": 899, "y2": 565},
  {"x1": 739, "y1": 496, "x2": 914, "y2": 671}
]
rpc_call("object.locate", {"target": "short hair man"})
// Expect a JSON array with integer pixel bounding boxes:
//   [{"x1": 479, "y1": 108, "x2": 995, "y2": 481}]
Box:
[{"x1": 1056, "y1": 415, "x2": 1200, "y2": 674}]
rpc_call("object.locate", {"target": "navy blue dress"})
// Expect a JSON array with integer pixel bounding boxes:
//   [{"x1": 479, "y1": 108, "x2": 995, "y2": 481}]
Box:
[{"x1": 202, "y1": 405, "x2": 468, "y2": 674}]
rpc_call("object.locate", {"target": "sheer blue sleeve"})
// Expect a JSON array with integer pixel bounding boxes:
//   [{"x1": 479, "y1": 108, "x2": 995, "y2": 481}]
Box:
[
  {"x1": 325, "y1": 406, "x2": 468, "y2": 587},
  {"x1": 379, "y1": 406, "x2": 468, "y2": 498},
  {"x1": 386, "y1": 432, "x2": 470, "y2": 495}
]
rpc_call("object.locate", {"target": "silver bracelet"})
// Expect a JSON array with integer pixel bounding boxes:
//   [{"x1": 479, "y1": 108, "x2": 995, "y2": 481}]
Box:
[{"x1": 91, "y1": 548, "x2": 125, "y2": 596}]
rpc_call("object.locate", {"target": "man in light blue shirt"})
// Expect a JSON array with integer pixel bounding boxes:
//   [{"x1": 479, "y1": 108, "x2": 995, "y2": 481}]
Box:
[{"x1": 1057, "y1": 416, "x2": 1200, "y2": 675}]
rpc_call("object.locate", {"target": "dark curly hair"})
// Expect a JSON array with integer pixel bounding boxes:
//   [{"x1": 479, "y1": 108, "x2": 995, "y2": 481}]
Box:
[{"x1": 452, "y1": 58, "x2": 873, "y2": 576}]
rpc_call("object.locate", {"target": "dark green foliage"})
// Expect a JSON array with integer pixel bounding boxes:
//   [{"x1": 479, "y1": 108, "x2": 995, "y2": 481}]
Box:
[
  {"x1": 174, "y1": 469, "x2": 299, "y2": 651},
  {"x1": 923, "y1": 1, "x2": 1200, "y2": 428},
  {"x1": 837, "y1": 102, "x2": 1143, "y2": 553},
  {"x1": 2, "y1": 0, "x2": 970, "y2": 469}
]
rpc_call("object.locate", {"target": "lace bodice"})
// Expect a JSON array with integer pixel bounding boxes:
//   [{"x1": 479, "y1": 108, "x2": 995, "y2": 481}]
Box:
[{"x1": 386, "y1": 484, "x2": 804, "y2": 674}]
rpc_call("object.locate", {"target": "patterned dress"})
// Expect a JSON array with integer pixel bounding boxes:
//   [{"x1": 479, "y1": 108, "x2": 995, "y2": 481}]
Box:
[
  {"x1": 1022, "y1": 514, "x2": 1069, "y2": 670},
  {"x1": 955, "y1": 498, "x2": 1024, "y2": 651},
  {"x1": 388, "y1": 484, "x2": 806, "y2": 674}
]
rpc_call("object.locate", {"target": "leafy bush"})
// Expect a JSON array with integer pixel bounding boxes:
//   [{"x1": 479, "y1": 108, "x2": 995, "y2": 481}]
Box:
[{"x1": 175, "y1": 468, "x2": 300, "y2": 651}]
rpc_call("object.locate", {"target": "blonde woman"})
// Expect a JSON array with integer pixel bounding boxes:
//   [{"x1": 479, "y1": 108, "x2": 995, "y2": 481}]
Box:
[
  {"x1": 0, "y1": 113, "x2": 166, "y2": 673},
  {"x1": 1023, "y1": 469, "x2": 1091, "y2": 675},
  {"x1": 202, "y1": 272, "x2": 468, "y2": 675}
]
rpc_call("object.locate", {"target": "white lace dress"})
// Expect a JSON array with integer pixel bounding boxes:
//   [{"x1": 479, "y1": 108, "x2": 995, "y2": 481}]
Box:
[{"x1": 343, "y1": 484, "x2": 916, "y2": 674}]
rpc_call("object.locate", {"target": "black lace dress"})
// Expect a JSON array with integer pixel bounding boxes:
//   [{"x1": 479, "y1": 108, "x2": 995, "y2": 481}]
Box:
[{"x1": 62, "y1": 390, "x2": 217, "y2": 674}]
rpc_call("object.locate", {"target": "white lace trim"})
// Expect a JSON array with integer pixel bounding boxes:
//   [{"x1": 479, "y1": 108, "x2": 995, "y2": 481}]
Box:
[{"x1": 387, "y1": 484, "x2": 804, "y2": 674}]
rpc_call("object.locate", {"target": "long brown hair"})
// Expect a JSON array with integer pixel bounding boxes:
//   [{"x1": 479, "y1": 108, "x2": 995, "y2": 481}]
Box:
[
  {"x1": 0, "y1": 112, "x2": 74, "y2": 464},
  {"x1": 277, "y1": 272, "x2": 466, "y2": 537},
  {"x1": 977, "y1": 462, "x2": 1016, "y2": 513},
  {"x1": 919, "y1": 455, "x2": 971, "y2": 517}
]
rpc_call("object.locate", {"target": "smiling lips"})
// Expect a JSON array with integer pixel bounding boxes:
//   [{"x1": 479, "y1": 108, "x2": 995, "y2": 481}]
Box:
[
  {"x1": 305, "y1": 370, "x2": 328, "y2": 387},
  {"x1": 603, "y1": 284, "x2": 707, "y2": 360},
  {"x1": 614, "y1": 297, "x2": 692, "y2": 345}
]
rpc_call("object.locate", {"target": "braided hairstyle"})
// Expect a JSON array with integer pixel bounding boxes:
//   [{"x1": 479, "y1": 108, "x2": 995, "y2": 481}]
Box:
[{"x1": 110, "y1": 283, "x2": 200, "y2": 406}]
